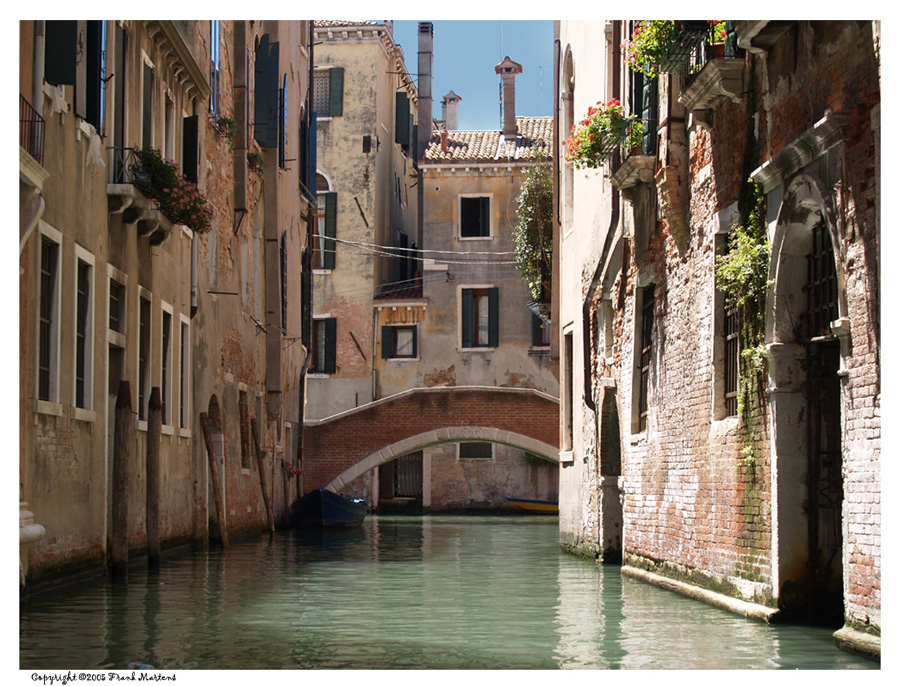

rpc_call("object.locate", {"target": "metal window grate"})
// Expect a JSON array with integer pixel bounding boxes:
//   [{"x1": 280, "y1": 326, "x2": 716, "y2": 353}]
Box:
[
  {"x1": 804, "y1": 222, "x2": 838, "y2": 339},
  {"x1": 724, "y1": 304, "x2": 739, "y2": 416},
  {"x1": 313, "y1": 71, "x2": 330, "y2": 117},
  {"x1": 638, "y1": 284, "x2": 655, "y2": 432}
]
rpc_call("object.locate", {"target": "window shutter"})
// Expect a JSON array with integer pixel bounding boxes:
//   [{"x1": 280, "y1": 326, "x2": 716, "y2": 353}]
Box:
[
  {"x1": 461, "y1": 289, "x2": 474, "y2": 348},
  {"x1": 329, "y1": 67, "x2": 344, "y2": 117},
  {"x1": 381, "y1": 326, "x2": 393, "y2": 359},
  {"x1": 85, "y1": 21, "x2": 103, "y2": 129},
  {"x1": 278, "y1": 73, "x2": 287, "y2": 167},
  {"x1": 411, "y1": 326, "x2": 418, "y2": 358},
  {"x1": 395, "y1": 92, "x2": 410, "y2": 147},
  {"x1": 45, "y1": 21, "x2": 78, "y2": 87},
  {"x1": 531, "y1": 312, "x2": 543, "y2": 347},
  {"x1": 641, "y1": 74, "x2": 658, "y2": 156},
  {"x1": 412, "y1": 123, "x2": 418, "y2": 161},
  {"x1": 488, "y1": 287, "x2": 499, "y2": 347},
  {"x1": 182, "y1": 115, "x2": 199, "y2": 183},
  {"x1": 324, "y1": 318, "x2": 337, "y2": 374},
  {"x1": 142, "y1": 63, "x2": 153, "y2": 147},
  {"x1": 480, "y1": 197, "x2": 491, "y2": 237},
  {"x1": 323, "y1": 192, "x2": 337, "y2": 270},
  {"x1": 254, "y1": 34, "x2": 280, "y2": 148}
]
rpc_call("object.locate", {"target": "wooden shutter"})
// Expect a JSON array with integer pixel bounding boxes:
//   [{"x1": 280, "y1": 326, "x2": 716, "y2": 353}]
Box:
[
  {"x1": 480, "y1": 197, "x2": 491, "y2": 237},
  {"x1": 461, "y1": 289, "x2": 474, "y2": 348},
  {"x1": 85, "y1": 21, "x2": 103, "y2": 129},
  {"x1": 182, "y1": 115, "x2": 199, "y2": 183},
  {"x1": 381, "y1": 326, "x2": 393, "y2": 359},
  {"x1": 142, "y1": 63, "x2": 154, "y2": 147},
  {"x1": 488, "y1": 287, "x2": 499, "y2": 347},
  {"x1": 45, "y1": 21, "x2": 78, "y2": 87},
  {"x1": 254, "y1": 34, "x2": 280, "y2": 148},
  {"x1": 641, "y1": 74, "x2": 658, "y2": 156},
  {"x1": 324, "y1": 318, "x2": 337, "y2": 374},
  {"x1": 395, "y1": 92, "x2": 410, "y2": 147},
  {"x1": 323, "y1": 192, "x2": 337, "y2": 270},
  {"x1": 410, "y1": 326, "x2": 418, "y2": 358},
  {"x1": 329, "y1": 67, "x2": 344, "y2": 117},
  {"x1": 279, "y1": 73, "x2": 287, "y2": 167}
]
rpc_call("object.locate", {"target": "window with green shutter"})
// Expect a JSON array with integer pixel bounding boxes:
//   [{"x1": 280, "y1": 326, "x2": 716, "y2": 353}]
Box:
[
  {"x1": 313, "y1": 68, "x2": 344, "y2": 118},
  {"x1": 254, "y1": 34, "x2": 280, "y2": 148},
  {"x1": 382, "y1": 325, "x2": 417, "y2": 359},
  {"x1": 312, "y1": 318, "x2": 337, "y2": 374},
  {"x1": 396, "y1": 92, "x2": 410, "y2": 149}
]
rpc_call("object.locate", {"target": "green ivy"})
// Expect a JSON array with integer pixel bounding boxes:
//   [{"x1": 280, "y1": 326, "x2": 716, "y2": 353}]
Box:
[
  {"x1": 514, "y1": 159, "x2": 554, "y2": 302},
  {"x1": 716, "y1": 179, "x2": 771, "y2": 420}
]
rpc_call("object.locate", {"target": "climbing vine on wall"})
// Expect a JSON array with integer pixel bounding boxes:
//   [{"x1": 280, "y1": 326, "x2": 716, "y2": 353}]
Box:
[
  {"x1": 514, "y1": 159, "x2": 554, "y2": 303},
  {"x1": 716, "y1": 179, "x2": 771, "y2": 457}
]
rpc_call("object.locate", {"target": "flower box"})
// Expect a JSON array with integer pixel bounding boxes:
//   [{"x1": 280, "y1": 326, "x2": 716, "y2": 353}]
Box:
[
  {"x1": 563, "y1": 100, "x2": 643, "y2": 169},
  {"x1": 624, "y1": 20, "x2": 712, "y2": 77}
]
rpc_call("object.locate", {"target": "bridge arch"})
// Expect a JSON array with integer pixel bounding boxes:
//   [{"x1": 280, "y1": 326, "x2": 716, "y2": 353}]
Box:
[
  {"x1": 303, "y1": 386, "x2": 559, "y2": 492},
  {"x1": 325, "y1": 425, "x2": 558, "y2": 492}
]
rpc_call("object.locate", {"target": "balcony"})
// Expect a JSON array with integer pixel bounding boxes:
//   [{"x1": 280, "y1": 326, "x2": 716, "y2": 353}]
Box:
[
  {"x1": 20, "y1": 95, "x2": 44, "y2": 166},
  {"x1": 106, "y1": 147, "x2": 175, "y2": 246},
  {"x1": 678, "y1": 24, "x2": 746, "y2": 130}
]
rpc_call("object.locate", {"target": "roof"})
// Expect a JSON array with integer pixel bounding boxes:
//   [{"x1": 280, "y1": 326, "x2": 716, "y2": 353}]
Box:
[{"x1": 423, "y1": 116, "x2": 552, "y2": 164}]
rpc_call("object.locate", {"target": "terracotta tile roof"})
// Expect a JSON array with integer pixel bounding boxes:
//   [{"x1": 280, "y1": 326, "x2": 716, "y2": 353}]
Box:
[{"x1": 423, "y1": 116, "x2": 552, "y2": 164}]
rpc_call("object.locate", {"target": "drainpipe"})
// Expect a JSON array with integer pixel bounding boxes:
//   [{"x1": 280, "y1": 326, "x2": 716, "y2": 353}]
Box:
[
  {"x1": 583, "y1": 21, "x2": 621, "y2": 414},
  {"x1": 33, "y1": 21, "x2": 45, "y2": 116},
  {"x1": 191, "y1": 233, "x2": 198, "y2": 316}
]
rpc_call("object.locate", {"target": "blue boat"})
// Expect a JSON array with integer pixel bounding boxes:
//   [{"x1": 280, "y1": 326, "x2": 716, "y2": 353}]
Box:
[{"x1": 290, "y1": 488, "x2": 369, "y2": 527}]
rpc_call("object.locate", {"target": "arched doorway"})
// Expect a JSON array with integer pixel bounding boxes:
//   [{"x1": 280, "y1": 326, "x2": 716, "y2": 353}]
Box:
[{"x1": 767, "y1": 175, "x2": 847, "y2": 625}]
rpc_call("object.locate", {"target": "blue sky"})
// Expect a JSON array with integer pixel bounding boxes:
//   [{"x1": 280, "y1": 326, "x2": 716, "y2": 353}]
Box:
[{"x1": 391, "y1": 20, "x2": 554, "y2": 131}]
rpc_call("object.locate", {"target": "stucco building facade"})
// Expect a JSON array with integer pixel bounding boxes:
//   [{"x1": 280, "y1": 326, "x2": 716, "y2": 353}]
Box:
[
  {"x1": 553, "y1": 20, "x2": 880, "y2": 657},
  {"x1": 19, "y1": 20, "x2": 315, "y2": 587}
]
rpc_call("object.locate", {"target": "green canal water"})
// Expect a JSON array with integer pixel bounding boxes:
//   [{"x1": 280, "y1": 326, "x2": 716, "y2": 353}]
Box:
[{"x1": 19, "y1": 515, "x2": 876, "y2": 670}]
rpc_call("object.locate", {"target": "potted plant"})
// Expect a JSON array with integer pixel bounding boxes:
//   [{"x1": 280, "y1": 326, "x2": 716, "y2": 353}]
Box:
[
  {"x1": 514, "y1": 159, "x2": 553, "y2": 304},
  {"x1": 132, "y1": 145, "x2": 215, "y2": 233},
  {"x1": 622, "y1": 20, "x2": 709, "y2": 76},
  {"x1": 562, "y1": 99, "x2": 643, "y2": 169}
]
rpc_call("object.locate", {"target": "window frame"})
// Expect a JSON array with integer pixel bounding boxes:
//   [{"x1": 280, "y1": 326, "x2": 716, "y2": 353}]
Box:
[
  {"x1": 137, "y1": 289, "x2": 152, "y2": 424},
  {"x1": 458, "y1": 194, "x2": 493, "y2": 240},
  {"x1": 634, "y1": 283, "x2": 655, "y2": 434},
  {"x1": 382, "y1": 324, "x2": 418, "y2": 360},
  {"x1": 37, "y1": 223, "x2": 63, "y2": 408},
  {"x1": 178, "y1": 314, "x2": 191, "y2": 433},
  {"x1": 313, "y1": 66, "x2": 344, "y2": 119},
  {"x1": 73, "y1": 245, "x2": 95, "y2": 412},
  {"x1": 460, "y1": 286, "x2": 499, "y2": 350},
  {"x1": 160, "y1": 301, "x2": 174, "y2": 427},
  {"x1": 310, "y1": 317, "x2": 337, "y2": 375}
]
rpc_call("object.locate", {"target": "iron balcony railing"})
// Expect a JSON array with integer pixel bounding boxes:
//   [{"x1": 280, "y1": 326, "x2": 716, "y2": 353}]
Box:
[
  {"x1": 20, "y1": 94, "x2": 45, "y2": 166},
  {"x1": 681, "y1": 21, "x2": 745, "y2": 91},
  {"x1": 107, "y1": 146, "x2": 148, "y2": 185}
]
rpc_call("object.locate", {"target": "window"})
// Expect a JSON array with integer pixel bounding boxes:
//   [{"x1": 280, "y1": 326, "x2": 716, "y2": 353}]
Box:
[
  {"x1": 74, "y1": 252, "x2": 94, "y2": 410},
  {"x1": 382, "y1": 325, "x2": 418, "y2": 359},
  {"x1": 635, "y1": 284, "x2": 655, "y2": 433},
  {"x1": 280, "y1": 232, "x2": 288, "y2": 330},
  {"x1": 138, "y1": 294, "x2": 151, "y2": 421},
  {"x1": 239, "y1": 390, "x2": 251, "y2": 469},
  {"x1": 109, "y1": 279, "x2": 124, "y2": 332},
  {"x1": 38, "y1": 231, "x2": 61, "y2": 403},
  {"x1": 160, "y1": 306, "x2": 172, "y2": 425},
  {"x1": 314, "y1": 190, "x2": 337, "y2": 270},
  {"x1": 254, "y1": 34, "x2": 280, "y2": 148},
  {"x1": 723, "y1": 303, "x2": 739, "y2": 417},
  {"x1": 142, "y1": 59, "x2": 154, "y2": 148},
  {"x1": 461, "y1": 287, "x2": 498, "y2": 348},
  {"x1": 179, "y1": 317, "x2": 190, "y2": 429},
  {"x1": 459, "y1": 442, "x2": 493, "y2": 459},
  {"x1": 531, "y1": 313, "x2": 551, "y2": 348},
  {"x1": 460, "y1": 196, "x2": 491, "y2": 238},
  {"x1": 563, "y1": 332, "x2": 573, "y2": 451},
  {"x1": 311, "y1": 318, "x2": 337, "y2": 374},
  {"x1": 44, "y1": 20, "x2": 106, "y2": 130},
  {"x1": 209, "y1": 20, "x2": 220, "y2": 116},
  {"x1": 313, "y1": 67, "x2": 344, "y2": 117},
  {"x1": 804, "y1": 222, "x2": 839, "y2": 340},
  {"x1": 395, "y1": 91, "x2": 411, "y2": 150},
  {"x1": 279, "y1": 74, "x2": 288, "y2": 168}
]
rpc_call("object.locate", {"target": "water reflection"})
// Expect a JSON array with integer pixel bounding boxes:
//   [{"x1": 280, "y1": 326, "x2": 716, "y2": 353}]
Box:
[{"x1": 20, "y1": 516, "x2": 875, "y2": 670}]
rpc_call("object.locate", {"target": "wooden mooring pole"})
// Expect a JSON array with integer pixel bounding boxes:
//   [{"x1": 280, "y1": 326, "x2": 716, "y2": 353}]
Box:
[
  {"x1": 111, "y1": 380, "x2": 133, "y2": 581},
  {"x1": 146, "y1": 387, "x2": 161, "y2": 568},
  {"x1": 251, "y1": 417, "x2": 276, "y2": 536},
  {"x1": 199, "y1": 412, "x2": 229, "y2": 548}
]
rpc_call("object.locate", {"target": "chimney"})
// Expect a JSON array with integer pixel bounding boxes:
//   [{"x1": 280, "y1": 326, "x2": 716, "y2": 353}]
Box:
[
  {"x1": 495, "y1": 56, "x2": 523, "y2": 141},
  {"x1": 441, "y1": 90, "x2": 462, "y2": 131},
  {"x1": 440, "y1": 129, "x2": 448, "y2": 152},
  {"x1": 416, "y1": 22, "x2": 434, "y2": 160}
]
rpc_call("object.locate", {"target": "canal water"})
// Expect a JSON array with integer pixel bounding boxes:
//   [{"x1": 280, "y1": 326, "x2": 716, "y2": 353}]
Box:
[{"x1": 20, "y1": 515, "x2": 876, "y2": 670}]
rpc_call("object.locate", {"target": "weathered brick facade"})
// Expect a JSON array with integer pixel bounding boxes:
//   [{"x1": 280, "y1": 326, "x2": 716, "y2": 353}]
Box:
[{"x1": 555, "y1": 20, "x2": 879, "y2": 657}]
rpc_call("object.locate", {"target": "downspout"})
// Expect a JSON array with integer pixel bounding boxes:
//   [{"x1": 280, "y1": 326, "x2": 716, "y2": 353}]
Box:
[
  {"x1": 583, "y1": 21, "x2": 621, "y2": 414},
  {"x1": 191, "y1": 233, "x2": 198, "y2": 316}
]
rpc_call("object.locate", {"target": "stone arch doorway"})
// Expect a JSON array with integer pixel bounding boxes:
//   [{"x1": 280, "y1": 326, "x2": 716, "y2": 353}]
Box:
[
  {"x1": 767, "y1": 175, "x2": 847, "y2": 625},
  {"x1": 597, "y1": 386, "x2": 623, "y2": 563}
]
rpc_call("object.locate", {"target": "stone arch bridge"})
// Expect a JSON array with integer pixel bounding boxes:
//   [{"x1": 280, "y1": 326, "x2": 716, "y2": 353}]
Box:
[{"x1": 302, "y1": 386, "x2": 560, "y2": 492}]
